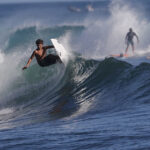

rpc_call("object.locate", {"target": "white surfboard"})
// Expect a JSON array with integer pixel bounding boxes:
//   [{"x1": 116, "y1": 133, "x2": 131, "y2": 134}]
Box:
[{"x1": 50, "y1": 39, "x2": 68, "y2": 65}]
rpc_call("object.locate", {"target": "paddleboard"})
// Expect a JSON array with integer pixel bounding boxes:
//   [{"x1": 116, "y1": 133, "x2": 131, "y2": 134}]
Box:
[{"x1": 50, "y1": 39, "x2": 68, "y2": 65}]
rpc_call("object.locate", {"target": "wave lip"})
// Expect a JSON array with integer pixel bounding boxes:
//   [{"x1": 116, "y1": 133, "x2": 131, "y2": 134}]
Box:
[{"x1": 0, "y1": 52, "x2": 150, "y2": 131}]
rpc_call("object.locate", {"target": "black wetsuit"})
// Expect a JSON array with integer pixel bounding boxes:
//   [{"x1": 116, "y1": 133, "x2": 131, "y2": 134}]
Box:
[{"x1": 38, "y1": 54, "x2": 61, "y2": 67}]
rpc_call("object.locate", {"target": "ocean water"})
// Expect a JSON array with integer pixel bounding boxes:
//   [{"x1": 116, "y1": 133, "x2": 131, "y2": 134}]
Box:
[{"x1": 1, "y1": 0, "x2": 150, "y2": 149}]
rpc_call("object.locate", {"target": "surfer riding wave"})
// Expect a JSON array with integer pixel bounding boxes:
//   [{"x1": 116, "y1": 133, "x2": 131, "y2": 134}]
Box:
[
  {"x1": 22, "y1": 39, "x2": 62, "y2": 70},
  {"x1": 125, "y1": 28, "x2": 139, "y2": 55}
]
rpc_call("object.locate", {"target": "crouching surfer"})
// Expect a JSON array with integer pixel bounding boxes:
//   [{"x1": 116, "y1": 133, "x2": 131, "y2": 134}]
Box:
[{"x1": 22, "y1": 39, "x2": 62, "y2": 70}]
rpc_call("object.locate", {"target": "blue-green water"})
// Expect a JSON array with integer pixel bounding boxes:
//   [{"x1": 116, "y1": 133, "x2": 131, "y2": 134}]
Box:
[{"x1": 1, "y1": 1, "x2": 150, "y2": 149}]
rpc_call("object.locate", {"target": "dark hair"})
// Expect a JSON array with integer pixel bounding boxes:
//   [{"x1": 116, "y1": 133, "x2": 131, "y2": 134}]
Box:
[
  {"x1": 36, "y1": 39, "x2": 43, "y2": 45},
  {"x1": 129, "y1": 28, "x2": 132, "y2": 32}
]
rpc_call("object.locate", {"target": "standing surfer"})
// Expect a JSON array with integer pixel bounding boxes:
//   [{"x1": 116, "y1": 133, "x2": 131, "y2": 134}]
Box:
[
  {"x1": 125, "y1": 28, "x2": 139, "y2": 55},
  {"x1": 22, "y1": 39, "x2": 62, "y2": 70}
]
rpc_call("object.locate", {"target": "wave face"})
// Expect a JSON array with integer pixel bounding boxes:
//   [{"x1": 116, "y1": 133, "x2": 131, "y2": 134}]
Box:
[{"x1": 1, "y1": 1, "x2": 150, "y2": 150}]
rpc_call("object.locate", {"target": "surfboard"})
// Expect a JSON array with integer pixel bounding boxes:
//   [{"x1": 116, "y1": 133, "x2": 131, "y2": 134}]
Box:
[
  {"x1": 110, "y1": 54, "x2": 129, "y2": 58},
  {"x1": 50, "y1": 39, "x2": 68, "y2": 65}
]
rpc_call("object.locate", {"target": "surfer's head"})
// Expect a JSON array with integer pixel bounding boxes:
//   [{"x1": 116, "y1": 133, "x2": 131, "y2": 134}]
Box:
[
  {"x1": 36, "y1": 39, "x2": 43, "y2": 45},
  {"x1": 36, "y1": 39, "x2": 43, "y2": 49},
  {"x1": 129, "y1": 28, "x2": 132, "y2": 32}
]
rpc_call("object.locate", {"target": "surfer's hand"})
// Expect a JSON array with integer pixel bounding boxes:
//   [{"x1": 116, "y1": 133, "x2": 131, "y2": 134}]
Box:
[{"x1": 22, "y1": 66, "x2": 27, "y2": 70}]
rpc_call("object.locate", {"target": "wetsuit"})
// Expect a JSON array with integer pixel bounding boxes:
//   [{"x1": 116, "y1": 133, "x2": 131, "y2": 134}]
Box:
[{"x1": 37, "y1": 54, "x2": 61, "y2": 67}]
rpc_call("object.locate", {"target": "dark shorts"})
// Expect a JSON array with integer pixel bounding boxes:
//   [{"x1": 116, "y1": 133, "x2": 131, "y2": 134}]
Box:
[
  {"x1": 127, "y1": 40, "x2": 134, "y2": 46},
  {"x1": 39, "y1": 54, "x2": 61, "y2": 67}
]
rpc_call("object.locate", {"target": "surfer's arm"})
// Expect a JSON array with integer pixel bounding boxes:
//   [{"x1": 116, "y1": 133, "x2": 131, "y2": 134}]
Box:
[
  {"x1": 44, "y1": 45, "x2": 54, "y2": 49},
  {"x1": 40, "y1": 45, "x2": 55, "y2": 59},
  {"x1": 22, "y1": 51, "x2": 35, "y2": 70},
  {"x1": 135, "y1": 33, "x2": 139, "y2": 43}
]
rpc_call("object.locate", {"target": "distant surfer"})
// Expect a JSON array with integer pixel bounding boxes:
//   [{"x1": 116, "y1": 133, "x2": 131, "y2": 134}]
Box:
[
  {"x1": 68, "y1": 6, "x2": 81, "y2": 12},
  {"x1": 125, "y1": 28, "x2": 139, "y2": 55},
  {"x1": 22, "y1": 39, "x2": 62, "y2": 70}
]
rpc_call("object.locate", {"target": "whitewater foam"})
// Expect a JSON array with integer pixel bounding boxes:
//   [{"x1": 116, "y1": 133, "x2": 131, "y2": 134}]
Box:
[
  {"x1": 0, "y1": 108, "x2": 13, "y2": 115},
  {"x1": 0, "y1": 52, "x2": 4, "y2": 64}
]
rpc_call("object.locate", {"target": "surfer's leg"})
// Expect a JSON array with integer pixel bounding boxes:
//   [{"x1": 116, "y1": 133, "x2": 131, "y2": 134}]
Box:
[
  {"x1": 125, "y1": 45, "x2": 129, "y2": 55},
  {"x1": 46, "y1": 54, "x2": 62, "y2": 65},
  {"x1": 131, "y1": 41, "x2": 134, "y2": 54},
  {"x1": 40, "y1": 54, "x2": 57, "y2": 66},
  {"x1": 40, "y1": 54, "x2": 63, "y2": 67},
  {"x1": 132, "y1": 45, "x2": 134, "y2": 54},
  {"x1": 125, "y1": 40, "x2": 129, "y2": 55}
]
